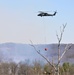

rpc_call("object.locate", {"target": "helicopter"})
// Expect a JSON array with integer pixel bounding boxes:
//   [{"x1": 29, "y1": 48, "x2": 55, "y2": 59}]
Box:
[{"x1": 37, "y1": 11, "x2": 57, "y2": 17}]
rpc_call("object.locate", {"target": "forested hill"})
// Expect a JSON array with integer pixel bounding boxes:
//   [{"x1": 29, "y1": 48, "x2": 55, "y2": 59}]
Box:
[{"x1": 0, "y1": 43, "x2": 74, "y2": 63}]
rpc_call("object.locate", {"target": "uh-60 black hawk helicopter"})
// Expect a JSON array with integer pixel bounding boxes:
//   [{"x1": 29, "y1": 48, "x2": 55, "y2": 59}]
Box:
[{"x1": 37, "y1": 11, "x2": 57, "y2": 17}]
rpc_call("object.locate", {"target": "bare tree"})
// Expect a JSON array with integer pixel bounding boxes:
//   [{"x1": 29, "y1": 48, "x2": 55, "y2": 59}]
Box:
[
  {"x1": 0, "y1": 62, "x2": 10, "y2": 75},
  {"x1": 33, "y1": 60, "x2": 42, "y2": 75},
  {"x1": 56, "y1": 24, "x2": 72, "y2": 75},
  {"x1": 18, "y1": 62, "x2": 30, "y2": 75},
  {"x1": 30, "y1": 23, "x2": 72, "y2": 75},
  {"x1": 9, "y1": 62, "x2": 18, "y2": 75}
]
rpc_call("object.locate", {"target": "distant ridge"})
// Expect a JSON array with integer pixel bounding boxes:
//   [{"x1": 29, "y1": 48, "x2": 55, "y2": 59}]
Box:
[{"x1": 0, "y1": 43, "x2": 74, "y2": 63}]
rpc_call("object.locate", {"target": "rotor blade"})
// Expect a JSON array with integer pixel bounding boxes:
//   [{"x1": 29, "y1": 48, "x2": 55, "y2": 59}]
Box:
[
  {"x1": 38, "y1": 11, "x2": 44, "y2": 13},
  {"x1": 38, "y1": 11, "x2": 52, "y2": 13}
]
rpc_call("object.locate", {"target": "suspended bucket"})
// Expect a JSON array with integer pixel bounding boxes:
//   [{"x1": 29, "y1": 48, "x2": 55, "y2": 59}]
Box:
[{"x1": 44, "y1": 48, "x2": 48, "y2": 51}]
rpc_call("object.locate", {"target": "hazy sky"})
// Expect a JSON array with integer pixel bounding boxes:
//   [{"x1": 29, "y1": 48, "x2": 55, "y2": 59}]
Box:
[{"x1": 0, "y1": 0, "x2": 74, "y2": 44}]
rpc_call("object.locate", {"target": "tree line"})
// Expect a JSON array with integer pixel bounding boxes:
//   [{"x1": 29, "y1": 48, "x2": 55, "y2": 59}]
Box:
[{"x1": 0, "y1": 60, "x2": 74, "y2": 75}]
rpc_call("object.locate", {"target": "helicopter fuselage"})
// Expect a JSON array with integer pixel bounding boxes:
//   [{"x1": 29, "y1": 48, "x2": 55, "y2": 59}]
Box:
[{"x1": 37, "y1": 12, "x2": 57, "y2": 17}]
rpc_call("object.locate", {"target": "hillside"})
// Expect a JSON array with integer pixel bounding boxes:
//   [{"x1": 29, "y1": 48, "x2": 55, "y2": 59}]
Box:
[{"x1": 0, "y1": 43, "x2": 74, "y2": 63}]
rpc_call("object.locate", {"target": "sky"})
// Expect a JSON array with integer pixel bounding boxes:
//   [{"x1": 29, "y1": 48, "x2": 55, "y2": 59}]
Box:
[{"x1": 0, "y1": 0, "x2": 74, "y2": 44}]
